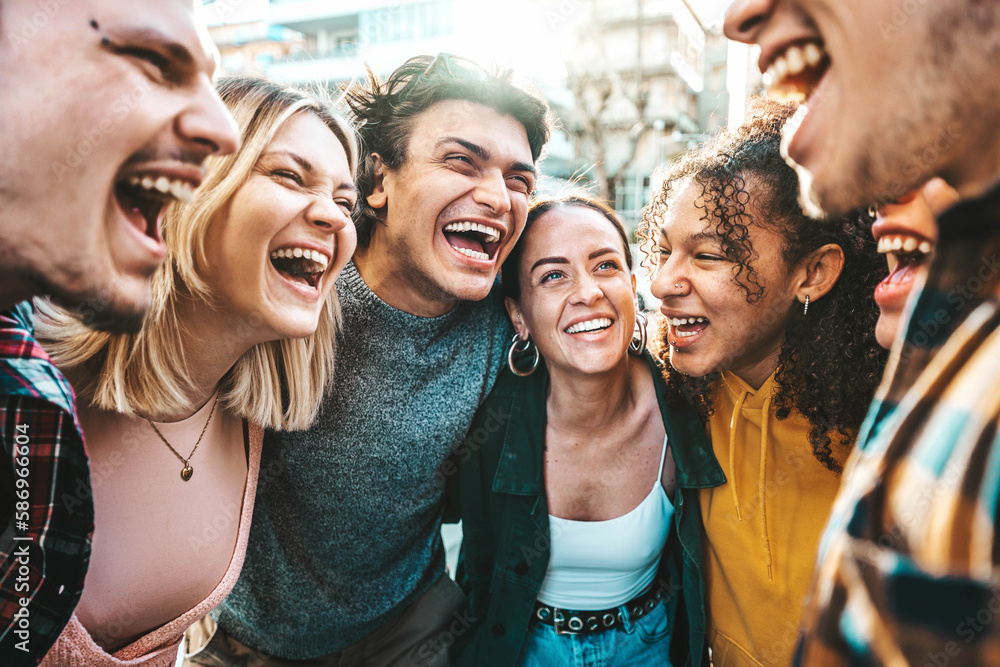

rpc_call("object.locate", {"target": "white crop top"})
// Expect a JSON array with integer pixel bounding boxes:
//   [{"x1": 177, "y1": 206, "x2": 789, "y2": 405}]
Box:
[{"x1": 536, "y1": 434, "x2": 674, "y2": 610}]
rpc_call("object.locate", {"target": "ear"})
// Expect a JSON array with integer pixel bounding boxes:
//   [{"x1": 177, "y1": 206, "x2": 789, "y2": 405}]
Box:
[
  {"x1": 793, "y1": 243, "x2": 845, "y2": 305},
  {"x1": 504, "y1": 297, "x2": 530, "y2": 339},
  {"x1": 631, "y1": 272, "x2": 638, "y2": 301},
  {"x1": 366, "y1": 153, "x2": 388, "y2": 210}
]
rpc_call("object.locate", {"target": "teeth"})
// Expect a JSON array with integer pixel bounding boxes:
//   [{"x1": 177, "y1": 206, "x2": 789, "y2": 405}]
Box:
[
  {"x1": 269, "y1": 247, "x2": 330, "y2": 270},
  {"x1": 565, "y1": 318, "x2": 613, "y2": 334},
  {"x1": 886, "y1": 253, "x2": 899, "y2": 273},
  {"x1": 443, "y1": 221, "x2": 501, "y2": 244},
  {"x1": 668, "y1": 317, "x2": 708, "y2": 327},
  {"x1": 455, "y1": 247, "x2": 490, "y2": 261},
  {"x1": 876, "y1": 235, "x2": 934, "y2": 258},
  {"x1": 785, "y1": 46, "x2": 805, "y2": 76},
  {"x1": 774, "y1": 57, "x2": 788, "y2": 80},
  {"x1": 766, "y1": 41, "x2": 828, "y2": 96},
  {"x1": 803, "y1": 43, "x2": 823, "y2": 67},
  {"x1": 126, "y1": 174, "x2": 196, "y2": 204},
  {"x1": 170, "y1": 180, "x2": 194, "y2": 203}
]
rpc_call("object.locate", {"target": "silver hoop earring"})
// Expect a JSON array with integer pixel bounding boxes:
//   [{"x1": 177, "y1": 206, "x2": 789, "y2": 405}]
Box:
[
  {"x1": 803, "y1": 294, "x2": 810, "y2": 316},
  {"x1": 629, "y1": 311, "x2": 648, "y2": 355},
  {"x1": 507, "y1": 334, "x2": 540, "y2": 376}
]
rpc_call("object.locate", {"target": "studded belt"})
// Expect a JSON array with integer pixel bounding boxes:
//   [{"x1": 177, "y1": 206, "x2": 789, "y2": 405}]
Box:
[{"x1": 531, "y1": 583, "x2": 664, "y2": 635}]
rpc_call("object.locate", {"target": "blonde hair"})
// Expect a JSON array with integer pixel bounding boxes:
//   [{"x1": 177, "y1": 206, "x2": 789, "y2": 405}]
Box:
[{"x1": 36, "y1": 76, "x2": 359, "y2": 430}]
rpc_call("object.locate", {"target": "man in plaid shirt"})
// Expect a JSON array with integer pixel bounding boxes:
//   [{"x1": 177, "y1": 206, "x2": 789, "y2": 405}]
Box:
[
  {"x1": 0, "y1": 2, "x2": 239, "y2": 662},
  {"x1": 723, "y1": 0, "x2": 1000, "y2": 664},
  {"x1": 0, "y1": 304, "x2": 93, "y2": 661}
]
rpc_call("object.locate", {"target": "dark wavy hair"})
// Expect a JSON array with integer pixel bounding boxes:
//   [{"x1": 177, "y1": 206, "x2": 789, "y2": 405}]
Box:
[
  {"x1": 342, "y1": 53, "x2": 553, "y2": 248},
  {"x1": 502, "y1": 194, "x2": 633, "y2": 302},
  {"x1": 637, "y1": 98, "x2": 888, "y2": 473}
]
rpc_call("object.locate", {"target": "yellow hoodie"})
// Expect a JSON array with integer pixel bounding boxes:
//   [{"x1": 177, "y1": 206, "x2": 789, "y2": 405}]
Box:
[{"x1": 700, "y1": 370, "x2": 846, "y2": 667}]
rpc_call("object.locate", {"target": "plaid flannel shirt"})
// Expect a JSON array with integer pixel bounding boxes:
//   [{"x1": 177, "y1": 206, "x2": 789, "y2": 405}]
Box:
[
  {"x1": 797, "y1": 184, "x2": 1000, "y2": 666},
  {"x1": 0, "y1": 303, "x2": 93, "y2": 666}
]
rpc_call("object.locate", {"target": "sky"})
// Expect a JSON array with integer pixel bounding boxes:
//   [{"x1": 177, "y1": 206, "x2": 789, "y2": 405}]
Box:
[
  {"x1": 205, "y1": 0, "x2": 733, "y2": 31},
  {"x1": 202, "y1": 0, "x2": 739, "y2": 91}
]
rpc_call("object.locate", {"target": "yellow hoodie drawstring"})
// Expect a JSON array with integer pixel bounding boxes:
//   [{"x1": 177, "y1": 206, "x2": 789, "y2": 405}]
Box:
[
  {"x1": 726, "y1": 376, "x2": 775, "y2": 581},
  {"x1": 759, "y1": 394, "x2": 774, "y2": 582},
  {"x1": 728, "y1": 390, "x2": 748, "y2": 522}
]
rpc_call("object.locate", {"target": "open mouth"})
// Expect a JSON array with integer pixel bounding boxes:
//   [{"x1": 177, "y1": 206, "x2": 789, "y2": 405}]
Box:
[
  {"x1": 765, "y1": 41, "x2": 829, "y2": 101},
  {"x1": 564, "y1": 317, "x2": 613, "y2": 335},
  {"x1": 877, "y1": 233, "x2": 933, "y2": 274},
  {"x1": 269, "y1": 247, "x2": 330, "y2": 290},
  {"x1": 115, "y1": 174, "x2": 195, "y2": 244},
  {"x1": 668, "y1": 316, "x2": 709, "y2": 339},
  {"x1": 442, "y1": 221, "x2": 503, "y2": 262}
]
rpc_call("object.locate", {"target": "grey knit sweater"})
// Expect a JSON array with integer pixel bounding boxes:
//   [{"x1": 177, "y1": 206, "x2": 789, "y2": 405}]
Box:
[{"x1": 213, "y1": 261, "x2": 511, "y2": 659}]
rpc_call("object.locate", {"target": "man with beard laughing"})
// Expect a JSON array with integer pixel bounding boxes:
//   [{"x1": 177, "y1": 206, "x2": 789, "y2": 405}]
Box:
[
  {"x1": 0, "y1": 1, "x2": 238, "y2": 662},
  {"x1": 725, "y1": 0, "x2": 1000, "y2": 664}
]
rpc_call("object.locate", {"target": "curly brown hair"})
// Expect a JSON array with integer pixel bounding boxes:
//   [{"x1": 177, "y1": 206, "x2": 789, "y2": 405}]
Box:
[{"x1": 637, "y1": 98, "x2": 888, "y2": 473}]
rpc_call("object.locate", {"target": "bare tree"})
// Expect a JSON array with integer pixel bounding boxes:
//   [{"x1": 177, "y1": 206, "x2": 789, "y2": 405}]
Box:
[
  {"x1": 566, "y1": 69, "x2": 657, "y2": 204},
  {"x1": 565, "y1": 0, "x2": 676, "y2": 206}
]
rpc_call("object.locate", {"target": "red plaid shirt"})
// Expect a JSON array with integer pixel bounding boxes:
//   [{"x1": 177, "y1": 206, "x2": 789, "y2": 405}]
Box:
[{"x1": 1, "y1": 303, "x2": 93, "y2": 665}]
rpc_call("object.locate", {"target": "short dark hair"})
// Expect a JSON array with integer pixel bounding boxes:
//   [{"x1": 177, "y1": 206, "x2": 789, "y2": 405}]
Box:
[
  {"x1": 502, "y1": 194, "x2": 633, "y2": 302},
  {"x1": 343, "y1": 54, "x2": 553, "y2": 247}
]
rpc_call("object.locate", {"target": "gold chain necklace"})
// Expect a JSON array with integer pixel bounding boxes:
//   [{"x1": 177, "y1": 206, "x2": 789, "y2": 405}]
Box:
[{"x1": 146, "y1": 393, "x2": 220, "y2": 482}]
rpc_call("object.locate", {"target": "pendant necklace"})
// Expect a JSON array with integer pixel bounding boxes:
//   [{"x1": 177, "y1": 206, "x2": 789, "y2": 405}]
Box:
[{"x1": 147, "y1": 393, "x2": 219, "y2": 482}]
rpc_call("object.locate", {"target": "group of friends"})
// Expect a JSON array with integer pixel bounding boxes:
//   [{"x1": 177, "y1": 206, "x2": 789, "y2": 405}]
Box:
[{"x1": 1, "y1": 0, "x2": 999, "y2": 666}]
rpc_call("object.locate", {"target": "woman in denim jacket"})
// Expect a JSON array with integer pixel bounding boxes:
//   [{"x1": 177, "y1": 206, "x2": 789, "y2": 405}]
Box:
[{"x1": 447, "y1": 195, "x2": 723, "y2": 667}]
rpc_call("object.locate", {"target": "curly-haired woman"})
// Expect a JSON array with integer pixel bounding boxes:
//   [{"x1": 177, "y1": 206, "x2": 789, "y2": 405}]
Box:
[{"x1": 639, "y1": 99, "x2": 887, "y2": 667}]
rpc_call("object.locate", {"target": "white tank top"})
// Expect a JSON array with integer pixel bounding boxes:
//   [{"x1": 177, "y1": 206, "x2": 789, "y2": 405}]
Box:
[{"x1": 536, "y1": 434, "x2": 674, "y2": 610}]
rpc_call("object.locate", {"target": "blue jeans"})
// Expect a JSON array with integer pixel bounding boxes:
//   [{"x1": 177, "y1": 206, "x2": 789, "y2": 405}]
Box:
[{"x1": 517, "y1": 599, "x2": 672, "y2": 667}]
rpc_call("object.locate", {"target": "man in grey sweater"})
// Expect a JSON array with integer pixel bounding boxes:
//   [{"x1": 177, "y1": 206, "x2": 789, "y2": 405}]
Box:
[{"x1": 187, "y1": 55, "x2": 552, "y2": 666}]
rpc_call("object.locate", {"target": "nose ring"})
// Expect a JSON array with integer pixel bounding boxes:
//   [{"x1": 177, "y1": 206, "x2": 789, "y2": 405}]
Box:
[{"x1": 674, "y1": 283, "x2": 682, "y2": 289}]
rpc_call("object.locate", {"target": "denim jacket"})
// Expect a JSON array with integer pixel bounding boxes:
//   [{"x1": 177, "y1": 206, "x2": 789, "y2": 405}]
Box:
[{"x1": 445, "y1": 351, "x2": 725, "y2": 667}]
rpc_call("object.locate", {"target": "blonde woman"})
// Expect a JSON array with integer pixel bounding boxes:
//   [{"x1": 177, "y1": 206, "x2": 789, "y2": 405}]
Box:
[{"x1": 33, "y1": 76, "x2": 359, "y2": 667}]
